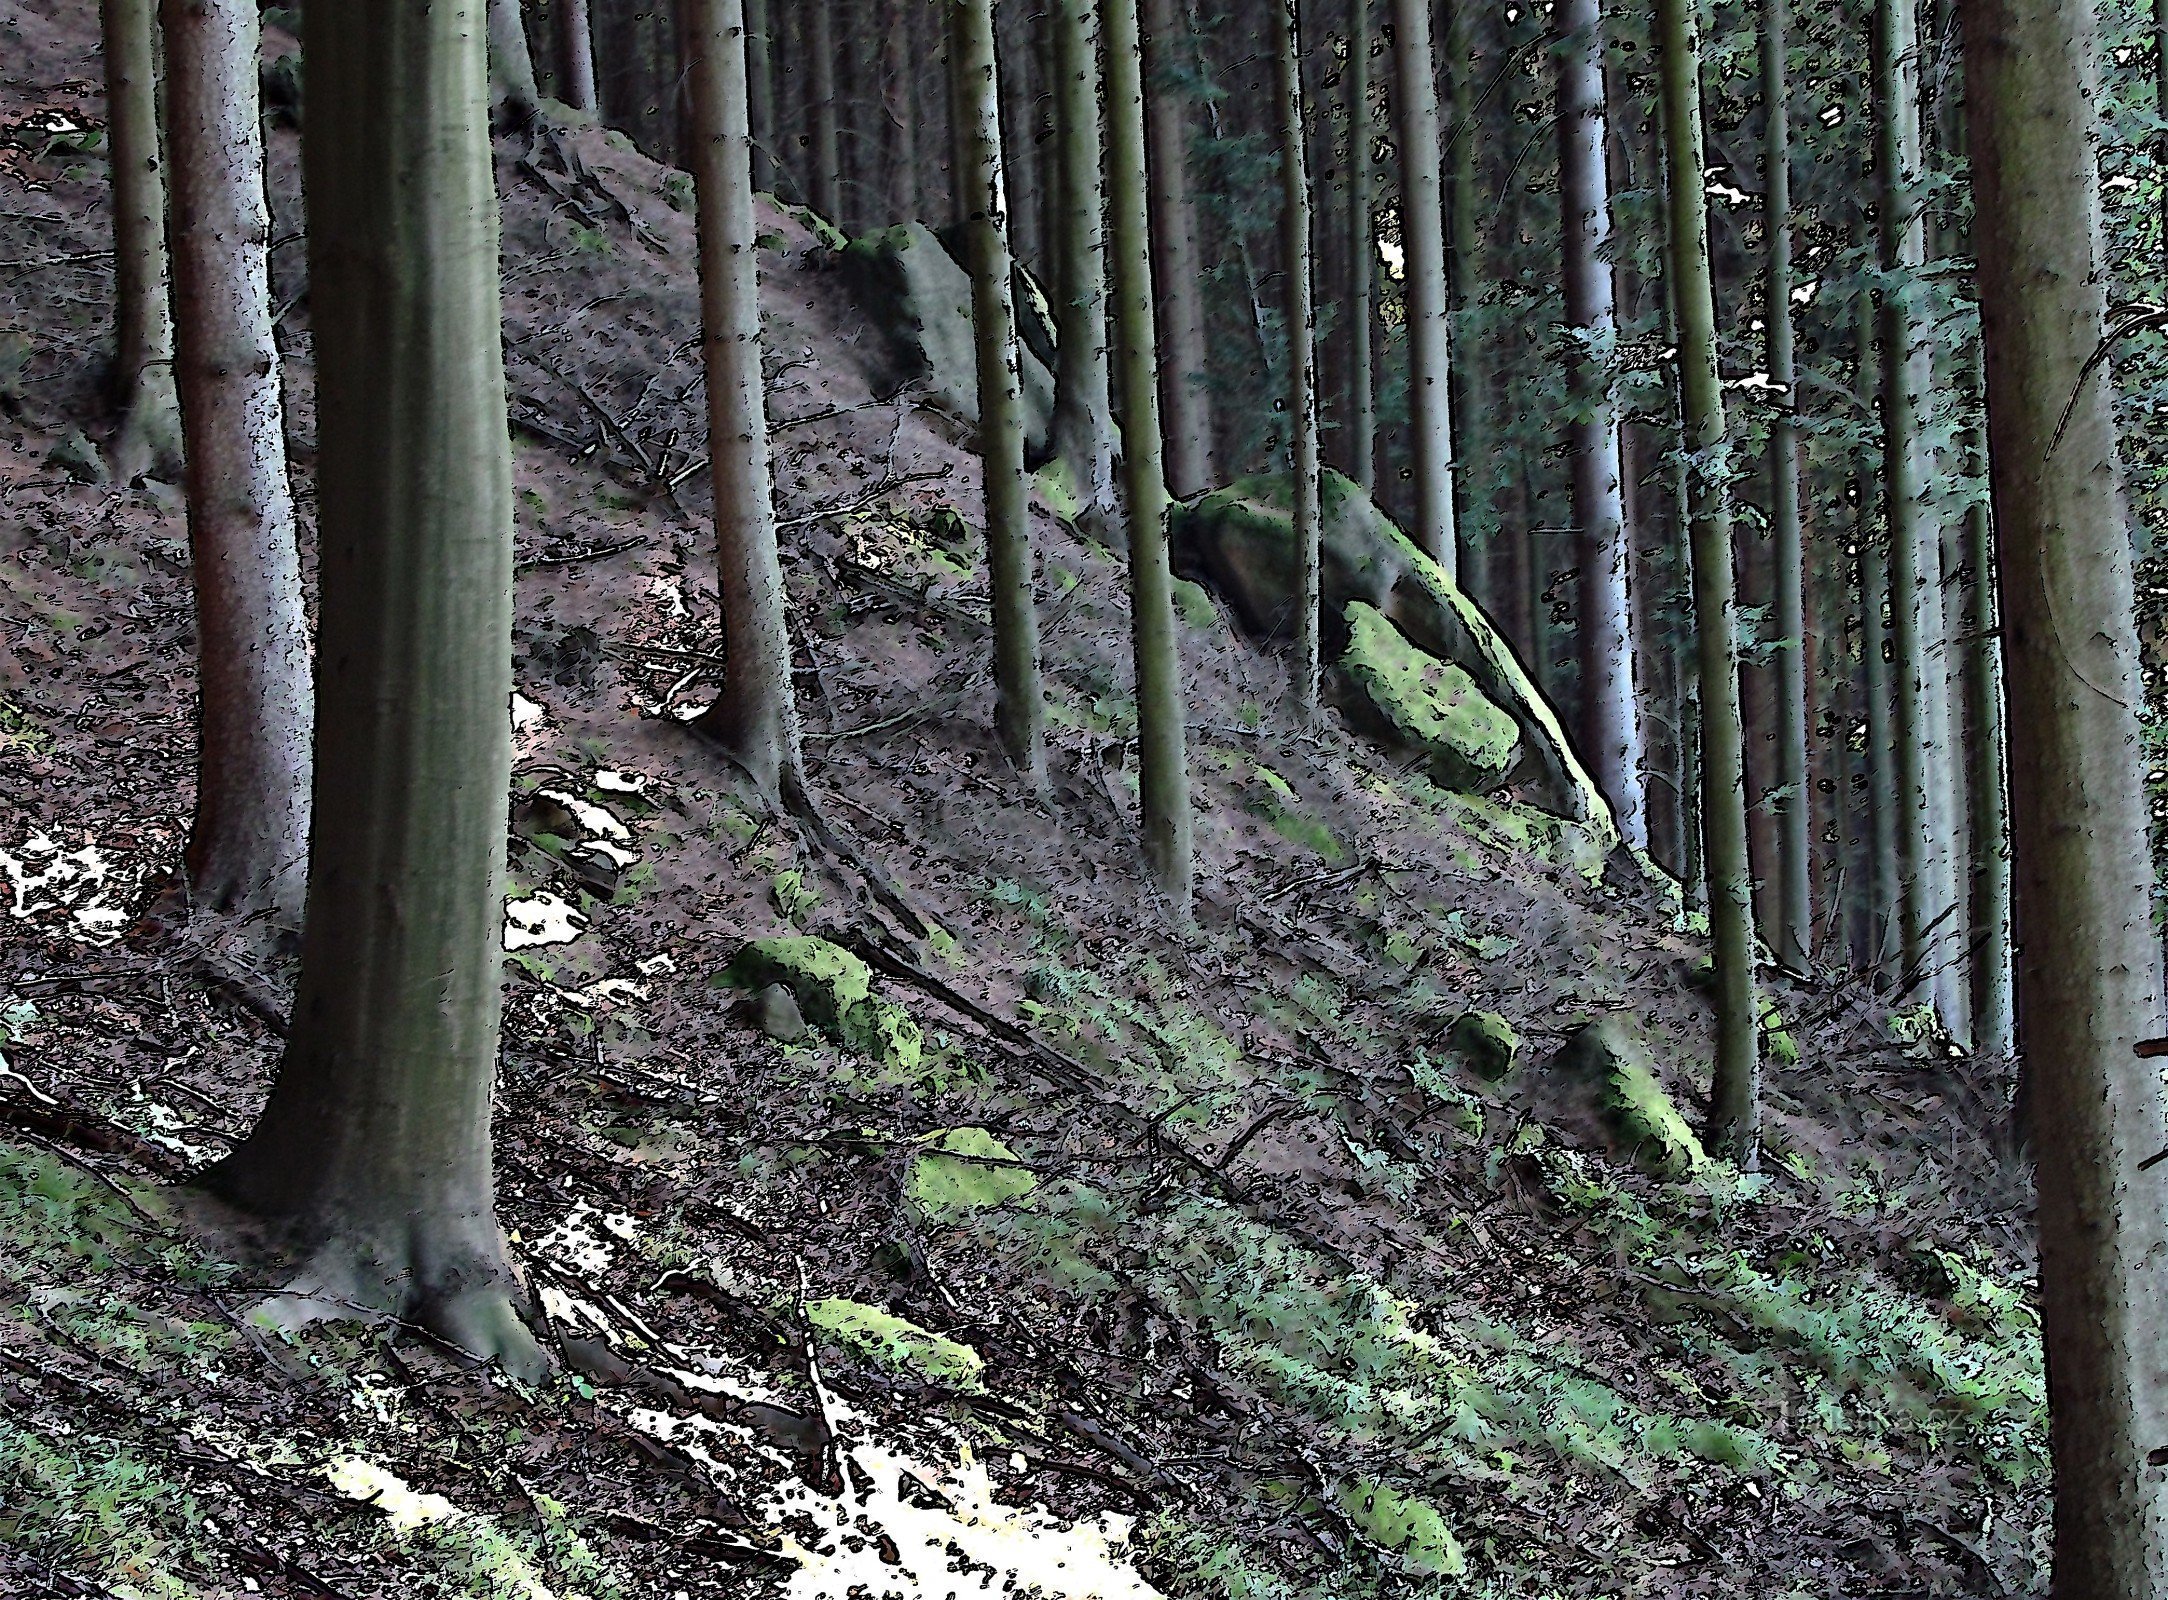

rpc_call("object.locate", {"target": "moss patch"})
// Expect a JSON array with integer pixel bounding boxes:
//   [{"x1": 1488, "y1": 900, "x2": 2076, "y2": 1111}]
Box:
[
  {"x1": 723, "y1": 936, "x2": 922, "y2": 1071},
  {"x1": 1337, "y1": 602, "x2": 1519, "y2": 792},
  {"x1": 1447, "y1": 1010, "x2": 1520, "y2": 1081},
  {"x1": 806, "y1": 1297, "x2": 986, "y2": 1389},
  {"x1": 1332, "y1": 1479, "x2": 1466, "y2": 1577},
  {"x1": 1558, "y1": 1018, "x2": 1705, "y2": 1178},
  {"x1": 906, "y1": 1127, "x2": 1037, "y2": 1220}
]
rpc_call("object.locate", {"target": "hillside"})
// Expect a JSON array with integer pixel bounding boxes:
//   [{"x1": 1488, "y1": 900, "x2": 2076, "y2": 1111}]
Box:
[{"x1": 0, "y1": 3, "x2": 2040, "y2": 1595}]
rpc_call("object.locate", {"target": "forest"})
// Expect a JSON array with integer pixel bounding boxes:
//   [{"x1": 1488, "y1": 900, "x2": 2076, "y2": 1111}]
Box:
[{"x1": 0, "y1": 0, "x2": 2161, "y2": 1590}]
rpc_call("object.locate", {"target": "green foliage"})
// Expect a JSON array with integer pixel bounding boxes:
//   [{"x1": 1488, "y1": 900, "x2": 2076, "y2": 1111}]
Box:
[
  {"x1": 723, "y1": 936, "x2": 922, "y2": 1070},
  {"x1": 905, "y1": 1127, "x2": 1038, "y2": 1221},
  {"x1": 806, "y1": 1296, "x2": 987, "y2": 1389}
]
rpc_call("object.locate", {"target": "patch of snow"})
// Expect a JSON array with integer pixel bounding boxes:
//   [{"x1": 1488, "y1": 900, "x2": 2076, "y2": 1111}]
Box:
[
  {"x1": 0, "y1": 832, "x2": 132, "y2": 945},
  {"x1": 593, "y1": 769, "x2": 650, "y2": 794},
  {"x1": 505, "y1": 891, "x2": 587, "y2": 950},
  {"x1": 534, "y1": 788, "x2": 634, "y2": 844},
  {"x1": 325, "y1": 1456, "x2": 460, "y2": 1531}
]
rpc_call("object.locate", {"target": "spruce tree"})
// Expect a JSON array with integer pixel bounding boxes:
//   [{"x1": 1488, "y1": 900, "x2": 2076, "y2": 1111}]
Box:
[{"x1": 98, "y1": 0, "x2": 180, "y2": 482}]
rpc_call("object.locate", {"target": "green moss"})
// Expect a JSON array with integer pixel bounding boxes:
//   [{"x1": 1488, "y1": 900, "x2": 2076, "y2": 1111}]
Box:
[
  {"x1": 906, "y1": 1127, "x2": 1037, "y2": 1220},
  {"x1": 723, "y1": 936, "x2": 922, "y2": 1070},
  {"x1": 806, "y1": 1297, "x2": 986, "y2": 1388},
  {"x1": 1338, "y1": 602, "x2": 1520, "y2": 791},
  {"x1": 1244, "y1": 764, "x2": 1344, "y2": 861},
  {"x1": 1559, "y1": 1019, "x2": 1705, "y2": 1178},
  {"x1": 1332, "y1": 1479, "x2": 1466, "y2": 1577},
  {"x1": 782, "y1": 202, "x2": 848, "y2": 250},
  {"x1": 1172, "y1": 577, "x2": 1221, "y2": 630},
  {"x1": 769, "y1": 868, "x2": 820, "y2": 926},
  {"x1": 1448, "y1": 1010, "x2": 1520, "y2": 1081},
  {"x1": 1759, "y1": 999, "x2": 1800, "y2": 1067}
]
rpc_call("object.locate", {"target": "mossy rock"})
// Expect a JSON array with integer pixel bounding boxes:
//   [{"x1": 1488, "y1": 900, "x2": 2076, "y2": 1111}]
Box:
[
  {"x1": 806, "y1": 1297, "x2": 985, "y2": 1390},
  {"x1": 724, "y1": 936, "x2": 921, "y2": 1071},
  {"x1": 1759, "y1": 998, "x2": 1800, "y2": 1067},
  {"x1": 1333, "y1": 1479, "x2": 1466, "y2": 1577},
  {"x1": 1448, "y1": 1009, "x2": 1520, "y2": 1081},
  {"x1": 1555, "y1": 1017, "x2": 1705, "y2": 1179},
  {"x1": 836, "y1": 221, "x2": 1053, "y2": 462},
  {"x1": 906, "y1": 1127, "x2": 1036, "y2": 1220},
  {"x1": 1337, "y1": 601, "x2": 1519, "y2": 792}
]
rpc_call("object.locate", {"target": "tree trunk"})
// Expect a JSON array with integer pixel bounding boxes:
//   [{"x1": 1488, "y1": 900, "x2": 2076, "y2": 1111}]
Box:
[
  {"x1": 208, "y1": 0, "x2": 540, "y2": 1377},
  {"x1": 1048, "y1": 0, "x2": 1117, "y2": 528},
  {"x1": 487, "y1": 0, "x2": 542, "y2": 126},
  {"x1": 1388, "y1": 0, "x2": 1457, "y2": 571},
  {"x1": 1142, "y1": 0, "x2": 1213, "y2": 498},
  {"x1": 99, "y1": 0, "x2": 180, "y2": 482},
  {"x1": 1555, "y1": 0, "x2": 1644, "y2": 850},
  {"x1": 1106, "y1": 0, "x2": 1193, "y2": 919},
  {"x1": 1274, "y1": 0, "x2": 1321, "y2": 714},
  {"x1": 1344, "y1": 0, "x2": 1376, "y2": 493},
  {"x1": 881, "y1": 0, "x2": 917, "y2": 220},
  {"x1": 807, "y1": 0, "x2": 841, "y2": 223},
  {"x1": 1656, "y1": 0, "x2": 1760, "y2": 1165},
  {"x1": 686, "y1": 0, "x2": 804, "y2": 803},
  {"x1": 1762, "y1": 0, "x2": 1810, "y2": 967},
  {"x1": 1442, "y1": 0, "x2": 1481, "y2": 550},
  {"x1": 950, "y1": 0, "x2": 1047, "y2": 788},
  {"x1": 558, "y1": 0, "x2": 599, "y2": 113},
  {"x1": 1873, "y1": 0, "x2": 1965, "y2": 1031},
  {"x1": 160, "y1": 0, "x2": 313, "y2": 930},
  {"x1": 1962, "y1": 0, "x2": 2168, "y2": 1572},
  {"x1": 743, "y1": 0, "x2": 773, "y2": 190},
  {"x1": 1957, "y1": 365, "x2": 2014, "y2": 1053}
]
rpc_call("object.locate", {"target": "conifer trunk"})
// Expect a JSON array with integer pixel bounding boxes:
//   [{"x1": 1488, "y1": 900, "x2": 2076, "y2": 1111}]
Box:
[
  {"x1": 950, "y1": 0, "x2": 1047, "y2": 787},
  {"x1": 160, "y1": 0, "x2": 312, "y2": 928},
  {"x1": 1555, "y1": 0, "x2": 1643, "y2": 849},
  {"x1": 1107, "y1": 0, "x2": 1193, "y2": 917},
  {"x1": 1762, "y1": 0, "x2": 1810, "y2": 967},
  {"x1": 487, "y1": 0, "x2": 542, "y2": 124},
  {"x1": 1274, "y1": 0, "x2": 1321, "y2": 714},
  {"x1": 743, "y1": 0, "x2": 772, "y2": 190},
  {"x1": 1049, "y1": 0, "x2": 1117, "y2": 527},
  {"x1": 99, "y1": 0, "x2": 180, "y2": 482},
  {"x1": 881, "y1": 0, "x2": 917, "y2": 220},
  {"x1": 808, "y1": 0, "x2": 841, "y2": 222},
  {"x1": 1389, "y1": 0, "x2": 1458, "y2": 571},
  {"x1": 1959, "y1": 363, "x2": 2014, "y2": 1053},
  {"x1": 1344, "y1": 0, "x2": 1376, "y2": 493},
  {"x1": 1963, "y1": 0, "x2": 2168, "y2": 1571},
  {"x1": 210, "y1": 0, "x2": 539, "y2": 1376},
  {"x1": 1142, "y1": 0, "x2": 1213, "y2": 498},
  {"x1": 558, "y1": 0, "x2": 599, "y2": 114},
  {"x1": 1656, "y1": 0, "x2": 1760, "y2": 1164},
  {"x1": 687, "y1": 0, "x2": 804, "y2": 803}
]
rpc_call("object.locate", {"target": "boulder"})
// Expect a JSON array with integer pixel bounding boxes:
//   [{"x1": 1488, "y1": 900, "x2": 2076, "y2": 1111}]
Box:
[
  {"x1": 1336, "y1": 602, "x2": 1520, "y2": 793},
  {"x1": 724, "y1": 935, "x2": 921, "y2": 1070},
  {"x1": 1554, "y1": 1017, "x2": 1705, "y2": 1179},
  {"x1": 1446, "y1": 1009, "x2": 1520, "y2": 1082},
  {"x1": 1169, "y1": 470, "x2": 1618, "y2": 843},
  {"x1": 835, "y1": 221, "x2": 1054, "y2": 462}
]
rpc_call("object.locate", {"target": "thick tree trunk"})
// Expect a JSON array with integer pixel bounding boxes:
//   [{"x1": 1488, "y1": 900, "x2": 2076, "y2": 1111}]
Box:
[
  {"x1": 1554, "y1": 0, "x2": 1644, "y2": 850},
  {"x1": 1761, "y1": 0, "x2": 1810, "y2": 967},
  {"x1": 686, "y1": 0, "x2": 804, "y2": 803},
  {"x1": 1141, "y1": 0, "x2": 1213, "y2": 498},
  {"x1": 209, "y1": 0, "x2": 539, "y2": 1377},
  {"x1": 1106, "y1": 0, "x2": 1193, "y2": 918},
  {"x1": 1344, "y1": 0, "x2": 1375, "y2": 493},
  {"x1": 1656, "y1": 0, "x2": 1759, "y2": 1165},
  {"x1": 99, "y1": 0, "x2": 180, "y2": 482},
  {"x1": 807, "y1": 0, "x2": 841, "y2": 223},
  {"x1": 557, "y1": 0, "x2": 599, "y2": 114},
  {"x1": 1873, "y1": 0, "x2": 1966, "y2": 1032},
  {"x1": 487, "y1": 0, "x2": 542, "y2": 126},
  {"x1": 1048, "y1": 0, "x2": 1117, "y2": 528},
  {"x1": 950, "y1": 0, "x2": 1047, "y2": 788},
  {"x1": 1388, "y1": 0, "x2": 1457, "y2": 572},
  {"x1": 160, "y1": 0, "x2": 312, "y2": 930},
  {"x1": 1962, "y1": 0, "x2": 2168, "y2": 1573},
  {"x1": 1273, "y1": 0, "x2": 1321, "y2": 714}
]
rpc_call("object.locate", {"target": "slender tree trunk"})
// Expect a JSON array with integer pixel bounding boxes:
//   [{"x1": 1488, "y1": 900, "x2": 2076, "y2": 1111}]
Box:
[
  {"x1": 1273, "y1": 0, "x2": 1321, "y2": 713},
  {"x1": 557, "y1": 0, "x2": 599, "y2": 113},
  {"x1": 1142, "y1": 0, "x2": 1213, "y2": 498},
  {"x1": 1761, "y1": 0, "x2": 1810, "y2": 967},
  {"x1": 1048, "y1": 0, "x2": 1117, "y2": 527},
  {"x1": 686, "y1": 0, "x2": 804, "y2": 803},
  {"x1": 807, "y1": 0, "x2": 841, "y2": 222},
  {"x1": 99, "y1": 0, "x2": 180, "y2": 482},
  {"x1": 209, "y1": 0, "x2": 539, "y2": 1377},
  {"x1": 1873, "y1": 0, "x2": 1965, "y2": 1031},
  {"x1": 1389, "y1": 0, "x2": 1457, "y2": 571},
  {"x1": 487, "y1": 0, "x2": 542, "y2": 125},
  {"x1": 1958, "y1": 364, "x2": 2013, "y2": 1055},
  {"x1": 1345, "y1": 0, "x2": 1376, "y2": 493},
  {"x1": 881, "y1": 0, "x2": 917, "y2": 220},
  {"x1": 1962, "y1": 0, "x2": 2168, "y2": 1572},
  {"x1": 1107, "y1": 0, "x2": 1193, "y2": 918},
  {"x1": 743, "y1": 0, "x2": 773, "y2": 190},
  {"x1": 1555, "y1": 0, "x2": 1644, "y2": 849},
  {"x1": 1443, "y1": 0, "x2": 1481, "y2": 549},
  {"x1": 161, "y1": 0, "x2": 312, "y2": 929},
  {"x1": 1657, "y1": 0, "x2": 1759, "y2": 1165},
  {"x1": 950, "y1": 0, "x2": 1047, "y2": 787}
]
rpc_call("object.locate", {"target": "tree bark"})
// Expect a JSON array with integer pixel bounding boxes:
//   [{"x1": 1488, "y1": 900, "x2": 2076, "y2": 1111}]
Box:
[
  {"x1": 1142, "y1": 0, "x2": 1213, "y2": 499},
  {"x1": 1963, "y1": 0, "x2": 2168, "y2": 1573},
  {"x1": 1344, "y1": 0, "x2": 1376, "y2": 493},
  {"x1": 807, "y1": 0, "x2": 841, "y2": 223},
  {"x1": 743, "y1": 0, "x2": 773, "y2": 190},
  {"x1": 1555, "y1": 0, "x2": 1644, "y2": 851},
  {"x1": 1957, "y1": 364, "x2": 2013, "y2": 1055},
  {"x1": 950, "y1": 0, "x2": 1048, "y2": 788},
  {"x1": 1873, "y1": 0, "x2": 1966, "y2": 1032},
  {"x1": 1107, "y1": 0, "x2": 1193, "y2": 919},
  {"x1": 557, "y1": 0, "x2": 599, "y2": 114},
  {"x1": 1274, "y1": 0, "x2": 1321, "y2": 714},
  {"x1": 881, "y1": 0, "x2": 917, "y2": 220},
  {"x1": 160, "y1": 0, "x2": 313, "y2": 930},
  {"x1": 686, "y1": 0, "x2": 804, "y2": 804},
  {"x1": 1656, "y1": 0, "x2": 1760, "y2": 1165},
  {"x1": 1048, "y1": 0, "x2": 1117, "y2": 528},
  {"x1": 487, "y1": 0, "x2": 543, "y2": 126},
  {"x1": 208, "y1": 0, "x2": 540, "y2": 1377},
  {"x1": 1388, "y1": 0, "x2": 1457, "y2": 572},
  {"x1": 99, "y1": 0, "x2": 180, "y2": 482}
]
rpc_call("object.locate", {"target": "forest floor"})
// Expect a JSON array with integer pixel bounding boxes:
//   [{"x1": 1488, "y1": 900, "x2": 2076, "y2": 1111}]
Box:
[{"x1": 0, "y1": 2, "x2": 2044, "y2": 1595}]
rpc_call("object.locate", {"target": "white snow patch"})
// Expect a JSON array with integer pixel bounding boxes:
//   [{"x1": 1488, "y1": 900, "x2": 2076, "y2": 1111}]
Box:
[
  {"x1": 504, "y1": 891, "x2": 586, "y2": 950},
  {"x1": 0, "y1": 833, "x2": 132, "y2": 945},
  {"x1": 534, "y1": 788, "x2": 633, "y2": 844},
  {"x1": 592, "y1": 769, "x2": 650, "y2": 794},
  {"x1": 325, "y1": 1456, "x2": 460, "y2": 1531}
]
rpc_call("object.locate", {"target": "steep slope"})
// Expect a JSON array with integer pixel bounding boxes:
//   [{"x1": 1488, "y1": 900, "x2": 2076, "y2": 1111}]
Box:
[{"x1": 0, "y1": 5, "x2": 2038, "y2": 1595}]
